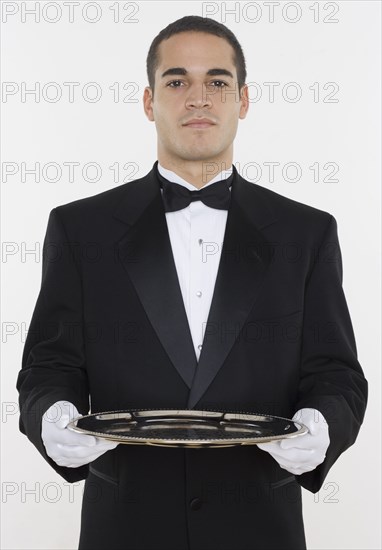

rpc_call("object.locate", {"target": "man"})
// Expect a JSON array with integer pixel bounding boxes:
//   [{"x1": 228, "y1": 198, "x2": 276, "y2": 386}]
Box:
[{"x1": 16, "y1": 15, "x2": 368, "y2": 550}]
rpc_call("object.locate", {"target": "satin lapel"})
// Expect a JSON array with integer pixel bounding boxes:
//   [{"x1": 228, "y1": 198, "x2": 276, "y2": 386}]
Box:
[
  {"x1": 186, "y1": 169, "x2": 278, "y2": 409},
  {"x1": 113, "y1": 164, "x2": 197, "y2": 389}
]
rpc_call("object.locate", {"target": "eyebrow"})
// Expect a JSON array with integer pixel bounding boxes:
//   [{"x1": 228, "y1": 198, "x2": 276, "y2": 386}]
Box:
[{"x1": 161, "y1": 67, "x2": 234, "y2": 79}]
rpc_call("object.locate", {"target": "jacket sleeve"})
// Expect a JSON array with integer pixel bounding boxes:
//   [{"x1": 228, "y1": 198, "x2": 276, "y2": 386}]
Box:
[
  {"x1": 294, "y1": 214, "x2": 368, "y2": 493},
  {"x1": 16, "y1": 207, "x2": 90, "y2": 483}
]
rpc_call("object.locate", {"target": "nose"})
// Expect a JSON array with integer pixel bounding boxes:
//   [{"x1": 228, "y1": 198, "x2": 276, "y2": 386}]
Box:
[{"x1": 185, "y1": 83, "x2": 213, "y2": 109}]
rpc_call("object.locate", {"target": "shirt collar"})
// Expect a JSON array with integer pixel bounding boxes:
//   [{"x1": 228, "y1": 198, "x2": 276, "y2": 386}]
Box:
[{"x1": 157, "y1": 162, "x2": 233, "y2": 191}]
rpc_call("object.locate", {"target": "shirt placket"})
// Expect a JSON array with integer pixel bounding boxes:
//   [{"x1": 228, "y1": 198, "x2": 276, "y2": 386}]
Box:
[{"x1": 189, "y1": 201, "x2": 206, "y2": 361}]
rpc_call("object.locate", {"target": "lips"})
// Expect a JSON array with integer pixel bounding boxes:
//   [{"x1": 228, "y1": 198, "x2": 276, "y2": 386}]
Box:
[{"x1": 183, "y1": 118, "x2": 216, "y2": 128}]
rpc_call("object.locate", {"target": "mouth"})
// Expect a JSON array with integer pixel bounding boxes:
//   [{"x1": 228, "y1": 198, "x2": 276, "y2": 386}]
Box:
[
  {"x1": 183, "y1": 122, "x2": 216, "y2": 129},
  {"x1": 183, "y1": 118, "x2": 215, "y2": 129}
]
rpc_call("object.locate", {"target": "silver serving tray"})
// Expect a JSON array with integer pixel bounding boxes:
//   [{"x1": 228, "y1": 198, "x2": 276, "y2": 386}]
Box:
[{"x1": 67, "y1": 408, "x2": 308, "y2": 448}]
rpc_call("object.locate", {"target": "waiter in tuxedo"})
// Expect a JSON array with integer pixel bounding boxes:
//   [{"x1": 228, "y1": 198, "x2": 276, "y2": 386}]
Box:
[{"x1": 16, "y1": 15, "x2": 367, "y2": 550}]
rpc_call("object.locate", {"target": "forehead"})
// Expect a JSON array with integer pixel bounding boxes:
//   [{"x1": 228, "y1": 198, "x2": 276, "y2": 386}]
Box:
[{"x1": 156, "y1": 31, "x2": 236, "y2": 71}]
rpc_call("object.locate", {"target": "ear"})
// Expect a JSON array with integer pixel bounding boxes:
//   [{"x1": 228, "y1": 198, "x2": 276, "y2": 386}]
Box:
[
  {"x1": 143, "y1": 86, "x2": 155, "y2": 122},
  {"x1": 239, "y1": 84, "x2": 249, "y2": 120}
]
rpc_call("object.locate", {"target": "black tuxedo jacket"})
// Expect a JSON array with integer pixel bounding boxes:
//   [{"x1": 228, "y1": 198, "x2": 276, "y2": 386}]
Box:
[{"x1": 17, "y1": 161, "x2": 367, "y2": 550}]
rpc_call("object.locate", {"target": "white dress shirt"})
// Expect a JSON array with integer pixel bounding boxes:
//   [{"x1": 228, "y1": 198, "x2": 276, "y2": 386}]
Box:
[{"x1": 158, "y1": 162, "x2": 233, "y2": 361}]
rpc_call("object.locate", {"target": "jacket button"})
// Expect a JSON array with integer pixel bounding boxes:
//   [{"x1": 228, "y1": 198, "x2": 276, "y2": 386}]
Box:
[{"x1": 189, "y1": 497, "x2": 202, "y2": 511}]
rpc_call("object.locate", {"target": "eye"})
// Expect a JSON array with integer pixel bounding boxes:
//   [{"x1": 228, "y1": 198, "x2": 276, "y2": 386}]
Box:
[
  {"x1": 166, "y1": 80, "x2": 184, "y2": 87},
  {"x1": 208, "y1": 80, "x2": 229, "y2": 88}
]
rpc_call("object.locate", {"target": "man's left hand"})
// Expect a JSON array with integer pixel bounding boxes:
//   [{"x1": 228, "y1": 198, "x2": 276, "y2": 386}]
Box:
[{"x1": 257, "y1": 408, "x2": 330, "y2": 475}]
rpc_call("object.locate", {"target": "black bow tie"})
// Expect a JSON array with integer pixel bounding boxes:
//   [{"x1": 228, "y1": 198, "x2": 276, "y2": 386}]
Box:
[{"x1": 157, "y1": 169, "x2": 234, "y2": 213}]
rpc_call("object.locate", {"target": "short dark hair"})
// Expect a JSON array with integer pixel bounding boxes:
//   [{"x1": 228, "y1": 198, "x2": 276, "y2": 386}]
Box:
[{"x1": 146, "y1": 16, "x2": 247, "y2": 99}]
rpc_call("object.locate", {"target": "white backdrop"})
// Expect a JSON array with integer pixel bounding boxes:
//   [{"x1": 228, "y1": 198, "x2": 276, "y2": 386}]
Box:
[{"x1": 1, "y1": 1, "x2": 381, "y2": 549}]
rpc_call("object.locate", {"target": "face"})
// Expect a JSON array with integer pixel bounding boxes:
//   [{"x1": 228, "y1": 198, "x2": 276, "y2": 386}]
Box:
[{"x1": 143, "y1": 31, "x2": 249, "y2": 168}]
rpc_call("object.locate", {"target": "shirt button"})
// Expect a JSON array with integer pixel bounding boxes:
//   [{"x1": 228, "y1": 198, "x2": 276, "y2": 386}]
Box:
[
  {"x1": 196, "y1": 291, "x2": 202, "y2": 297},
  {"x1": 198, "y1": 344, "x2": 202, "y2": 350},
  {"x1": 190, "y1": 497, "x2": 203, "y2": 511}
]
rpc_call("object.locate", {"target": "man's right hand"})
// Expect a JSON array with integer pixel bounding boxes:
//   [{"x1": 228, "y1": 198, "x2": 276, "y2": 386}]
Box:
[{"x1": 41, "y1": 400, "x2": 119, "y2": 468}]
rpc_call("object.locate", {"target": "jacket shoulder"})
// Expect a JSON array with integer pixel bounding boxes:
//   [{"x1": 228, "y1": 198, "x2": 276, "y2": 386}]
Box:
[
  {"x1": 244, "y1": 179, "x2": 335, "y2": 241},
  {"x1": 55, "y1": 177, "x2": 144, "y2": 214},
  {"x1": 250, "y1": 180, "x2": 333, "y2": 222},
  {"x1": 48, "y1": 173, "x2": 150, "y2": 232}
]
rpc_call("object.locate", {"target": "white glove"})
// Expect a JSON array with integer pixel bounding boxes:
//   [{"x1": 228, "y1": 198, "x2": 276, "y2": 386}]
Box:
[
  {"x1": 41, "y1": 400, "x2": 119, "y2": 468},
  {"x1": 257, "y1": 408, "x2": 330, "y2": 475}
]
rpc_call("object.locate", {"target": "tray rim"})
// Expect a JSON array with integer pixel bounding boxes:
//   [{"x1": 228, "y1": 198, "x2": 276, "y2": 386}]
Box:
[{"x1": 66, "y1": 407, "x2": 308, "y2": 446}]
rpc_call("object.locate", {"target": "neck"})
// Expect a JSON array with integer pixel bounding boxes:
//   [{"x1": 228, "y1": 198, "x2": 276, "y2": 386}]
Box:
[{"x1": 157, "y1": 156, "x2": 233, "y2": 190}]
